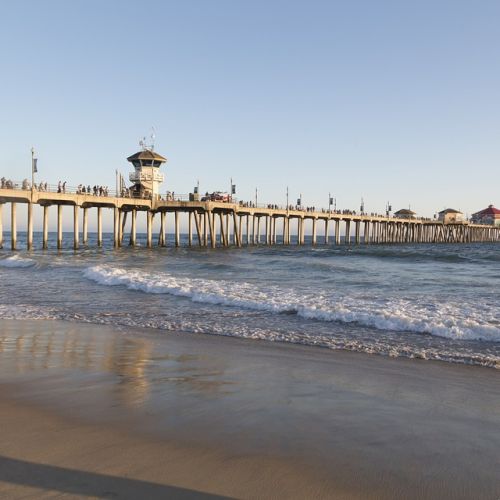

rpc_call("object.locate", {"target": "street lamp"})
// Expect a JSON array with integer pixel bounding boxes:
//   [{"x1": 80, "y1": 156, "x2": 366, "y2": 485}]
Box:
[
  {"x1": 31, "y1": 147, "x2": 37, "y2": 192},
  {"x1": 230, "y1": 178, "x2": 236, "y2": 202},
  {"x1": 329, "y1": 193, "x2": 335, "y2": 214}
]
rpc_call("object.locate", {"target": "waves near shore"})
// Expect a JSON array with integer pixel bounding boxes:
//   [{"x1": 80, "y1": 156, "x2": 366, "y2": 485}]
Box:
[
  {"x1": 1, "y1": 240, "x2": 499, "y2": 369},
  {"x1": 84, "y1": 265, "x2": 500, "y2": 343}
]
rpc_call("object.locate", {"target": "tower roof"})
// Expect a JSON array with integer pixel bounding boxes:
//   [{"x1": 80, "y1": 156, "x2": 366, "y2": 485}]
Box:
[
  {"x1": 472, "y1": 205, "x2": 500, "y2": 217},
  {"x1": 439, "y1": 208, "x2": 462, "y2": 215},
  {"x1": 127, "y1": 150, "x2": 167, "y2": 163},
  {"x1": 394, "y1": 208, "x2": 416, "y2": 215}
]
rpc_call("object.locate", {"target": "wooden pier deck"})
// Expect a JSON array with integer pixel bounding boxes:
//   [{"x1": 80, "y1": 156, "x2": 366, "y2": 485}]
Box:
[{"x1": 0, "y1": 187, "x2": 499, "y2": 250}]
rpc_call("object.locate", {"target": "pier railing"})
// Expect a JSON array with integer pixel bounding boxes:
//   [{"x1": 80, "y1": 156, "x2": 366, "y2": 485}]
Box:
[
  {"x1": 0, "y1": 181, "x2": 192, "y2": 201},
  {"x1": 0, "y1": 180, "x2": 438, "y2": 222}
]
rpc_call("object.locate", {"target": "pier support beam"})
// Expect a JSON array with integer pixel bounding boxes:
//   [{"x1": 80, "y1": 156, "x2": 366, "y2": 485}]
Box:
[
  {"x1": 312, "y1": 218, "x2": 317, "y2": 245},
  {"x1": 130, "y1": 209, "x2": 137, "y2": 246},
  {"x1": 146, "y1": 211, "x2": 153, "y2": 248},
  {"x1": 193, "y1": 211, "x2": 202, "y2": 247},
  {"x1": 73, "y1": 205, "x2": 79, "y2": 250},
  {"x1": 175, "y1": 211, "x2": 180, "y2": 247},
  {"x1": 118, "y1": 210, "x2": 124, "y2": 247},
  {"x1": 335, "y1": 220, "x2": 340, "y2": 245},
  {"x1": 113, "y1": 207, "x2": 119, "y2": 248},
  {"x1": 159, "y1": 211, "x2": 166, "y2": 247},
  {"x1": 188, "y1": 212, "x2": 193, "y2": 246},
  {"x1": 233, "y1": 211, "x2": 241, "y2": 247},
  {"x1": 219, "y1": 213, "x2": 227, "y2": 246},
  {"x1": 345, "y1": 220, "x2": 351, "y2": 245},
  {"x1": 120, "y1": 212, "x2": 127, "y2": 246},
  {"x1": 42, "y1": 206, "x2": 49, "y2": 249},
  {"x1": 324, "y1": 219, "x2": 329, "y2": 245},
  {"x1": 27, "y1": 202, "x2": 33, "y2": 250},
  {"x1": 11, "y1": 202, "x2": 16, "y2": 250},
  {"x1": 207, "y1": 211, "x2": 215, "y2": 248},
  {"x1": 364, "y1": 221, "x2": 370, "y2": 244},
  {"x1": 82, "y1": 208, "x2": 88, "y2": 245},
  {"x1": 97, "y1": 207, "x2": 102, "y2": 247},
  {"x1": 203, "y1": 212, "x2": 208, "y2": 246},
  {"x1": 57, "y1": 205, "x2": 62, "y2": 250}
]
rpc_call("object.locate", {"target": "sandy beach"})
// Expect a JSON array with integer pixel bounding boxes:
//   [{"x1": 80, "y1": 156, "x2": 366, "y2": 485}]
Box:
[{"x1": 1, "y1": 319, "x2": 500, "y2": 499}]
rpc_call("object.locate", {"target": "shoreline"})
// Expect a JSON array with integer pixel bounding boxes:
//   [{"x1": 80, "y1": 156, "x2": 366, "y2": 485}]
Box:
[{"x1": 1, "y1": 318, "x2": 500, "y2": 499}]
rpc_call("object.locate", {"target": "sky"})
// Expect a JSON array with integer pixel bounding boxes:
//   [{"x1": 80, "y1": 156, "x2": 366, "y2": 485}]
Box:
[{"x1": 1, "y1": 0, "x2": 499, "y2": 230}]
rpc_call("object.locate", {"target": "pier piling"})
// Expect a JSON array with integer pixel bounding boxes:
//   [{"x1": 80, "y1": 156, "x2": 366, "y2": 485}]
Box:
[{"x1": 10, "y1": 202, "x2": 16, "y2": 250}]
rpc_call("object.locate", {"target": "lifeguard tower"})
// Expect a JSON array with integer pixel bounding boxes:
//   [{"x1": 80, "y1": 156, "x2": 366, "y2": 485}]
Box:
[{"x1": 127, "y1": 138, "x2": 167, "y2": 200}]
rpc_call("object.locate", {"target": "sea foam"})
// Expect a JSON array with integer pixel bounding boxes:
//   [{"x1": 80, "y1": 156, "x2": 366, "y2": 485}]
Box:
[
  {"x1": 0, "y1": 255, "x2": 36, "y2": 268},
  {"x1": 83, "y1": 265, "x2": 500, "y2": 343}
]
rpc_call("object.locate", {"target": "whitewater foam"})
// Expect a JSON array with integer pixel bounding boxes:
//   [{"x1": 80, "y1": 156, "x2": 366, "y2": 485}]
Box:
[
  {"x1": 0, "y1": 255, "x2": 36, "y2": 268},
  {"x1": 83, "y1": 265, "x2": 500, "y2": 343}
]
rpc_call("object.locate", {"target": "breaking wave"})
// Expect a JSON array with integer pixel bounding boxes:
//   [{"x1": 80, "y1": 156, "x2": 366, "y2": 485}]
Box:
[{"x1": 83, "y1": 265, "x2": 500, "y2": 343}]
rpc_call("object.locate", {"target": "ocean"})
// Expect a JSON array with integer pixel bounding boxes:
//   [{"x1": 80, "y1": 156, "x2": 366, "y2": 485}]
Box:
[{"x1": 1, "y1": 231, "x2": 499, "y2": 368}]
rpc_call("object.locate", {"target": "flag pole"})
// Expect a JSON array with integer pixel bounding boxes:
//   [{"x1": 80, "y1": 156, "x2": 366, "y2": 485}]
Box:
[{"x1": 31, "y1": 147, "x2": 35, "y2": 193}]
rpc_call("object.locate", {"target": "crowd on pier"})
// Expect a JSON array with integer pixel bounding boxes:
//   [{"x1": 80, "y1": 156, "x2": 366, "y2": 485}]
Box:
[
  {"x1": 76, "y1": 184, "x2": 110, "y2": 196},
  {"x1": 0, "y1": 178, "x2": 462, "y2": 223},
  {"x1": 1, "y1": 177, "x2": 16, "y2": 189}
]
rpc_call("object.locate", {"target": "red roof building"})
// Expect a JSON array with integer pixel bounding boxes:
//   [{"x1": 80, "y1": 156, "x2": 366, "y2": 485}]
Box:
[{"x1": 471, "y1": 205, "x2": 500, "y2": 226}]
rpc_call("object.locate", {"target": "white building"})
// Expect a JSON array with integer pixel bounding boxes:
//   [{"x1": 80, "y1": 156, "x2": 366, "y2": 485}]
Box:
[
  {"x1": 394, "y1": 208, "x2": 417, "y2": 219},
  {"x1": 127, "y1": 148, "x2": 167, "y2": 200},
  {"x1": 438, "y1": 208, "x2": 464, "y2": 223}
]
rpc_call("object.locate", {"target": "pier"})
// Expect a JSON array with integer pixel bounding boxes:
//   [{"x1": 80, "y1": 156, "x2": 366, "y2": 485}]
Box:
[
  {"x1": 0, "y1": 185, "x2": 499, "y2": 250},
  {"x1": 1, "y1": 144, "x2": 499, "y2": 250}
]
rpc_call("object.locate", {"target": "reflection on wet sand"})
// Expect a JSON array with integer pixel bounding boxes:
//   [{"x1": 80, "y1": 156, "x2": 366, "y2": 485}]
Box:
[
  {"x1": 2, "y1": 319, "x2": 500, "y2": 500},
  {"x1": 0, "y1": 320, "x2": 232, "y2": 410}
]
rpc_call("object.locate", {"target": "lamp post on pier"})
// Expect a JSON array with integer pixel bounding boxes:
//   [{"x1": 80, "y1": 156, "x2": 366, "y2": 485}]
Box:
[
  {"x1": 386, "y1": 201, "x2": 392, "y2": 217},
  {"x1": 329, "y1": 193, "x2": 335, "y2": 214},
  {"x1": 31, "y1": 147, "x2": 37, "y2": 192},
  {"x1": 230, "y1": 178, "x2": 236, "y2": 202}
]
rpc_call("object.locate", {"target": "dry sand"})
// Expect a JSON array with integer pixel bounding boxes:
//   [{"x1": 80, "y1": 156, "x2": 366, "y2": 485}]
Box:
[{"x1": 0, "y1": 319, "x2": 499, "y2": 499}]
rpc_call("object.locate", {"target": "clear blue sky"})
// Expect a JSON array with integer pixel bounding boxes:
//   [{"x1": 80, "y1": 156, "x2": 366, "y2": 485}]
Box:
[{"x1": 1, "y1": 0, "x2": 499, "y2": 225}]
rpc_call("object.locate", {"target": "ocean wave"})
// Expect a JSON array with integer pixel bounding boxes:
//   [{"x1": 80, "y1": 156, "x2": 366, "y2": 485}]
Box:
[
  {"x1": 83, "y1": 265, "x2": 500, "y2": 343},
  {"x1": 0, "y1": 255, "x2": 36, "y2": 268},
  {"x1": 0, "y1": 304, "x2": 499, "y2": 369}
]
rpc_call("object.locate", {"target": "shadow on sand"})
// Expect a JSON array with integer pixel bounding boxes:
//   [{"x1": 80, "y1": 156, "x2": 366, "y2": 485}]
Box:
[{"x1": 0, "y1": 455, "x2": 229, "y2": 499}]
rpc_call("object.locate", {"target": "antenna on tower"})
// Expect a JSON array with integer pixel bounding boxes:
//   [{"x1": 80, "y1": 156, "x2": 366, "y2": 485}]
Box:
[{"x1": 150, "y1": 126, "x2": 156, "y2": 151}]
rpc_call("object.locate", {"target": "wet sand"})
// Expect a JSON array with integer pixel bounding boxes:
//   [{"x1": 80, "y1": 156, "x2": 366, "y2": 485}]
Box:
[{"x1": 0, "y1": 319, "x2": 499, "y2": 499}]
